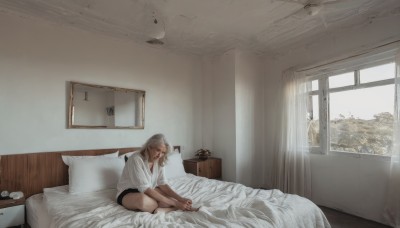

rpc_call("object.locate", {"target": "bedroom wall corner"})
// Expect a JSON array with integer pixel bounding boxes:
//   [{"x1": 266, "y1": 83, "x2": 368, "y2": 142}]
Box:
[
  {"x1": 235, "y1": 50, "x2": 264, "y2": 187},
  {"x1": 200, "y1": 49, "x2": 264, "y2": 186},
  {"x1": 210, "y1": 50, "x2": 237, "y2": 182}
]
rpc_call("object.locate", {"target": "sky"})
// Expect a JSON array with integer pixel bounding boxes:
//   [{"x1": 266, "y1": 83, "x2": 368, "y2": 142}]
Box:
[
  {"x1": 330, "y1": 84, "x2": 394, "y2": 120},
  {"x1": 312, "y1": 62, "x2": 395, "y2": 120}
]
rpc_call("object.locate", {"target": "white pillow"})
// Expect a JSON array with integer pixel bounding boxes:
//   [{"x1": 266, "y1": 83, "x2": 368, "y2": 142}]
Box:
[
  {"x1": 62, "y1": 151, "x2": 118, "y2": 166},
  {"x1": 164, "y1": 150, "x2": 186, "y2": 179},
  {"x1": 68, "y1": 157, "x2": 124, "y2": 194}
]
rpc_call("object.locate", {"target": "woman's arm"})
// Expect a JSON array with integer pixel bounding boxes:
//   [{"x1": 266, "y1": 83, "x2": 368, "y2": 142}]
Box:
[
  {"x1": 144, "y1": 188, "x2": 175, "y2": 206},
  {"x1": 158, "y1": 184, "x2": 192, "y2": 205},
  {"x1": 144, "y1": 187, "x2": 189, "y2": 210}
]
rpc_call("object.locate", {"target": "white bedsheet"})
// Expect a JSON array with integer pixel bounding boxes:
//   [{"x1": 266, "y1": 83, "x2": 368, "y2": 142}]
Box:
[
  {"x1": 26, "y1": 193, "x2": 54, "y2": 228},
  {"x1": 43, "y1": 174, "x2": 331, "y2": 228}
]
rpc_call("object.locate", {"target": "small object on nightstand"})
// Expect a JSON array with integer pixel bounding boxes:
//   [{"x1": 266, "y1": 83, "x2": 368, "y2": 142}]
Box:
[
  {"x1": 195, "y1": 149, "x2": 211, "y2": 160},
  {"x1": 9, "y1": 191, "x2": 24, "y2": 200},
  {"x1": 0, "y1": 195, "x2": 25, "y2": 228},
  {"x1": 0, "y1": 190, "x2": 10, "y2": 200},
  {"x1": 184, "y1": 157, "x2": 222, "y2": 179}
]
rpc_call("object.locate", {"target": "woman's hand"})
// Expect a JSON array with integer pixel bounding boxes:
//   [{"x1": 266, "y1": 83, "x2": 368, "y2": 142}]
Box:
[{"x1": 175, "y1": 201, "x2": 192, "y2": 211}]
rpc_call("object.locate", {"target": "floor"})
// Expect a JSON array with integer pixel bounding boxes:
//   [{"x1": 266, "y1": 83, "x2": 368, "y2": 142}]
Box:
[{"x1": 320, "y1": 206, "x2": 392, "y2": 228}]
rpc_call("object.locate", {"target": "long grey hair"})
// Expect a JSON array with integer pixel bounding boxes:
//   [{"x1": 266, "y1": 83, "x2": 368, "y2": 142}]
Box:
[{"x1": 139, "y1": 133, "x2": 171, "y2": 166}]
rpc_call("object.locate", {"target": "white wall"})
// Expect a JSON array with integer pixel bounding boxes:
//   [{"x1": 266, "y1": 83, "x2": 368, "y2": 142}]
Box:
[
  {"x1": 201, "y1": 50, "x2": 264, "y2": 185},
  {"x1": 201, "y1": 50, "x2": 237, "y2": 182},
  {"x1": 263, "y1": 12, "x2": 400, "y2": 224},
  {"x1": 0, "y1": 11, "x2": 203, "y2": 156},
  {"x1": 235, "y1": 51, "x2": 264, "y2": 187}
]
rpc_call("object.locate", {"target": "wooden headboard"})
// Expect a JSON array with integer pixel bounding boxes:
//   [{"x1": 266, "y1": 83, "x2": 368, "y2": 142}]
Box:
[{"x1": 0, "y1": 146, "x2": 180, "y2": 198}]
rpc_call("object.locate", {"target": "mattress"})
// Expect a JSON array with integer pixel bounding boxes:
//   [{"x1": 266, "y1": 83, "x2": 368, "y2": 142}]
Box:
[
  {"x1": 26, "y1": 193, "x2": 53, "y2": 228},
  {"x1": 42, "y1": 174, "x2": 331, "y2": 228}
]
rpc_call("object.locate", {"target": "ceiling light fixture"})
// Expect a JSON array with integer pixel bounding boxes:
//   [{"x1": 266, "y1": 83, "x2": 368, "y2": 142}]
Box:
[
  {"x1": 143, "y1": 2, "x2": 165, "y2": 44},
  {"x1": 146, "y1": 38, "x2": 164, "y2": 45},
  {"x1": 147, "y1": 10, "x2": 165, "y2": 39}
]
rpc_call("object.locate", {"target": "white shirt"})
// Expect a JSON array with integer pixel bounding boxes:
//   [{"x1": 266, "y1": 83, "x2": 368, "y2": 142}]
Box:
[{"x1": 116, "y1": 152, "x2": 168, "y2": 198}]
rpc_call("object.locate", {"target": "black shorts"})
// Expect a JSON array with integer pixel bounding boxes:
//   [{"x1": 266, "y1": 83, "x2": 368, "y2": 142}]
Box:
[{"x1": 117, "y1": 188, "x2": 140, "y2": 205}]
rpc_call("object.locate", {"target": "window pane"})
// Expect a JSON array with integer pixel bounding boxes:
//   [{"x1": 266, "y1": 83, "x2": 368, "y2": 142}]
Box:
[
  {"x1": 329, "y1": 85, "x2": 394, "y2": 155},
  {"x1": 329, "y1": 72, "x2": 354, "y2": 89},
  {"x1": 312, "y1": 80, "x2": 318, "y2": 91},
  {"x1": 308, "y1": 95, "x2": 320, "y2": 147},
  {"x1": 360, "y1": 62, "x2": 395, "y2": 83}
]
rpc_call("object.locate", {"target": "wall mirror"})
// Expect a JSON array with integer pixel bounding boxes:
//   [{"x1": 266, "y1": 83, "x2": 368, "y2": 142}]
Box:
[{"x1": 68, "y1": 82, "x2": 145, "y2": 129}]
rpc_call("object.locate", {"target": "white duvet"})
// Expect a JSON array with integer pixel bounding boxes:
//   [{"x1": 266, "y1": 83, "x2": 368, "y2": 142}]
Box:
[{"x1": 43, "y1": 174, "x2": 331, "y2": 228}]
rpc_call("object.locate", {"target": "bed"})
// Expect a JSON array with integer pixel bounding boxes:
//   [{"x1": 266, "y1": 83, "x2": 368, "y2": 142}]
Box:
[{"x1": 0, "y1": 147, "x2": 331, "y2": 228}]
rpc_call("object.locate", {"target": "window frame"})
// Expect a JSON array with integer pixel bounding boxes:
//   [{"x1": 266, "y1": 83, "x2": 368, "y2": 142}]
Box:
[{"x1": 308, "y1": 59, "x2": 396, "y2": 158}]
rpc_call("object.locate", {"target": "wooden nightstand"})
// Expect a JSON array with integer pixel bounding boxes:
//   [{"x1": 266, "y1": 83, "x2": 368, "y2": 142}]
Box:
[
  {"x1": 0, "y1": 197, "x2": 25, "y2": 228},
  {"x1": 183, "y1": 157, "x2": 222, "y2": 179}
]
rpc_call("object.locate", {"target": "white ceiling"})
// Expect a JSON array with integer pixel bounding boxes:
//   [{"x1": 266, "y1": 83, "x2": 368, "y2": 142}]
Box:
[{"x1": 1, "y1": 0, "x2": 399, "y2": 55}]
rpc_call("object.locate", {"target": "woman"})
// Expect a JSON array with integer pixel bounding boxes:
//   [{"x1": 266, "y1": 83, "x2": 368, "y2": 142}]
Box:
[{"x1": 116, "y1": 134, "x2": 195, "y2": 213}]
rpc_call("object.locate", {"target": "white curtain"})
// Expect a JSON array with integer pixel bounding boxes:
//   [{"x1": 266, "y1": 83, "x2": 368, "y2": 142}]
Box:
[
  {"x1": 272, "y1": 70, "x2": 311, "y2": 198},
  {"x1": 384, "y1": 50, "x2": 400, "y2": 227}
]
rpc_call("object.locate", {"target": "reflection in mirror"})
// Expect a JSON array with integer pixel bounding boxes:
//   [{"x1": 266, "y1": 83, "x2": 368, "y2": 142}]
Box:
[{"x1": 68, "y1": 82, "x2": 145, "y2": 129}]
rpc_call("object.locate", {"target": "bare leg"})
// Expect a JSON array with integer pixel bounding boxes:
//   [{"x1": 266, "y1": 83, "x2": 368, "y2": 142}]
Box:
[
  {"x1": 122, "y1": 189, "x2": 193, "y2": 213},
  {"x1": 154, "y1": 187, "x2": 177, "y2": 208},
  {"x1": 153, "y1": 207, "x2": 177, "y2": 214},
  {"x1": 121, "y1": 193, "x2": 158, "y2": 213},
  {"x1": 153, "y1": 188, "x2": 199, "y2": 212},
  {"x1": 155, "y1": 187, "x2": 199, "y2": 212}
]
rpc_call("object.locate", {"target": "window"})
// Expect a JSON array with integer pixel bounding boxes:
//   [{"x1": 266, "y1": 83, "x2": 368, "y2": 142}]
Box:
[
  {"x1": 307, "y1": 61, "x2": 395, "y2": 155},
  {"x1": 329, "y1": 72, "x2": 354, "y2": 89},
  {"x1": 308, "y1": 94, "x2": 319, "y2": 147}
]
